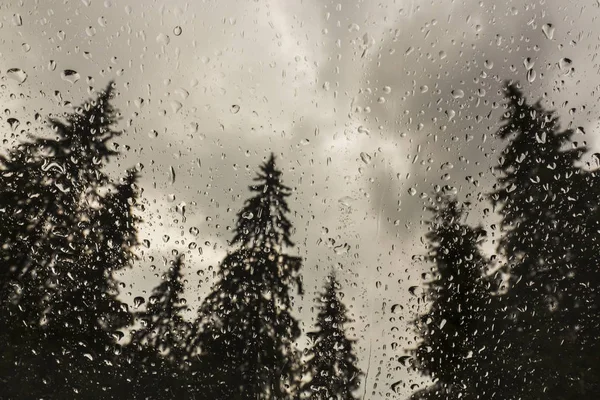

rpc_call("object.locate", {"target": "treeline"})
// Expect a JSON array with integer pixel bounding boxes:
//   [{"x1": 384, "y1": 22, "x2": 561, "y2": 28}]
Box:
[
  {"x1": 0, "y1": 79, "x2": 599, "y2": 400},
  {"x1": 0, "y1": 82, "x2": 360, "y2": 399},
  {"x1": 409, "y1": 82, "x2": 600, "y2": 400}
]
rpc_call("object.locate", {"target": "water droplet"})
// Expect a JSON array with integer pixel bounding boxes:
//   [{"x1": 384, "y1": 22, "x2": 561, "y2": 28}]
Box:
[
  {"x1": 360, "y1": 152, "x2": 372, "y2": 164},
  {"x1": 408, "y1": 286, "x2": 419, "y2": 296},
  {"x1": 542, "y1": 23, "x2": 554, "y2": 40},
  {"x1": 170, "y1": 101, "x2": 182, "y2": 113},
  {"x1": 451, "y1": 89, "x2": 464, "y2": 99},
  {"x1": 48, "y1": 60, "x2": 57, "y2": 71},
  {"x1": 61, "y1": 70, "x2": 80, "y2": 84},
  {"x1": 173, "y1": 26, "x2": 182, "y2": 36},
  {"x1": 527, "y1": 68, "x2": 536, "y2": 83},
  {"x1": 391, "y1": 304, "x2": 403, "y2": 313},
  {"x1": 156, "y1": 33, "x2": 170, "y2": 45},
  {"x1": 133, "y1": 296, "x2": 145, "y2": 309},
  {"x1": 21, "y1": 43, "x2": 31, "y2": 53},
  {"x1": 357, "y1": 125, "x2": 370, "y2": 135},
  {"x1": 7, "y1": 68, "x2": 27, "y2": 84},
  {"x1": 169, "y1": 166, "x2": 176, "y2": 184},
  {"x1": 12, "y1": 14, "x2": 22, "y2": 27},
  {"x1": 559, "y1": 57, "x2": 572, "y2": 70},
  {"x1": 383, "y1": 86, "x2": 392, "y2": 94},
  {"x1": 420, "y1": 85, "x2": 428, "y2": 93},
  {"x1": 148, "y1": 129, "x2": 158, "y2": 138},
  {"x1": 398, "y1": 355, "x2": 411, "y2": 366},
  {"x1": 523, "y1": 57, "x2": 535, "y2": 70},
  {"x1": 242, "y1": 212, "x2": 254, "y2": 219},
  {"x1": 230, "y1": 104, "x2": 240, "y2": 114},
  {"x1": 338, "y1": 196, "x2": 354, "y2": 207},
  {"x1": 86, "y1": 26, "x2": 96, "y2": 37},
  {"x1": 57, "y1": 30, "x2": 66, "y2": 41},
  {"x1": 484, "y1": 60, "x2": 494, "y2": 69},
  {"x1": 7, "y1": 118, "x2": 20, "y2": 131},
  {"x1": 408, "y1": 188, "x2": 417, "y2": 196},
  {"x1": 189, "y1": 227, "x2": 200, "y2": 236}
]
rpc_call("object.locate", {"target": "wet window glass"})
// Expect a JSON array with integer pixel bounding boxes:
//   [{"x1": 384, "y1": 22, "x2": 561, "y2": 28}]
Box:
[{"x1": 0, "y1": 1, "x2": 598, "y2": 399}]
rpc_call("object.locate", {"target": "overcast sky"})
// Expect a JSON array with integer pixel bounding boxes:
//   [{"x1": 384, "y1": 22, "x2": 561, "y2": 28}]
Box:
[{"x1": 2, "y1": 0, "x2": 600, "y2": 398}]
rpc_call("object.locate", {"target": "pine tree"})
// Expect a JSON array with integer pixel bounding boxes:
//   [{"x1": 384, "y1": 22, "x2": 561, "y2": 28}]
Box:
[
  {"x1": 125, "y1": 254, "x2": 192, "y2": 399},
  {"x1": 410, "y1": 194, "x2": 493, "y2": 400},
  {"x1": 0, "y1": 82, "x2": 139, "y2": 397},
  {"x1": 131, "y1": 254, "x2": 190, "y2": 363},
  {"x1": 489, "y1": 81, "x2": 591, "y2": 399},
  {"x1": 190, "y1": 153, "x2": 303, "y2": 400},
  {"x1": 300, "y1": 273, "x2": 361, "y2": 400}
]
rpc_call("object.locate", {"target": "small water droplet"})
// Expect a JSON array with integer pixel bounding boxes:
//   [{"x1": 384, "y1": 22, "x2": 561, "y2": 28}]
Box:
[
  {"x1": 173, "y1": 26, "x2": 182, "y2": 36},
  {"x1": 7, "y1": 68, "x2": 27, "y2": 84},
  {"x1": 12, "y1": 14, "x2": 22, "y2": 27},
  {"x1": 170, "y1": 101, "x2": 182, "y2": 113},
  {"x1": 133, "y1": 296, "x2": 145, "y2": 308},
  {"x1": 542, "y1": 23, "x2": 554, "y2": 40},
  {"x1": 558, "y1": 57, "x2": 572, "y2": 70},
  {"x1": 408, "y1": 187, "x2": 417, "y2": 196},
  {"x1": 357, "y1": 125, "x2": 370, "y2": 135},
  {"x1": 527, "y1": 68, "x2": 537, "y2": 83},
  {"x1": 7, "y1": 118, "x2": 20, "y2": 131},
  {"x1": 451, "y1": 89, "x2": 464, "y2": 99},
  {"x1": 242, "y1": 212, "x2": 254, "y2": 220},
  {"x1": 230, "y1": 104, "x2": 240, "y2": 114},
  {"x1": 48, "y1": 60, "x2": 57, "y2": 71},
  {"x1": 169, "y1": 166, "x2": 176, "y2": 184},
  {"x1": 523, "y1": 57, "x2": 535, "y2": 70},
  {"x1": 156, "y1": 33, "x2": 170, "y2": 45},
  {"x1": 338, "y1": 196, "x2": 354, "y2": 207},
  {"x1": 360, "y1": 152, "x2": 372, "y2": 164},
  {"x1": 61, "y1": 70, "x2": 80, "y2": 84}
]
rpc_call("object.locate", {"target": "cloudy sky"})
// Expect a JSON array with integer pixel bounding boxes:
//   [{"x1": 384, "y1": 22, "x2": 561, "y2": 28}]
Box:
[{"x1": 2, "y1": 0, "x2": 600, "y2": 397}]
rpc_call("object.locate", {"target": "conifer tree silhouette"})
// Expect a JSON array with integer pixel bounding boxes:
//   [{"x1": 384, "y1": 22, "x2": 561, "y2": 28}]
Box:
[
  {"x1": 126, "y1": 254, "x2": 192, "y2": 400},
  {"x1": 489, "y1": 81, "x2": 591, "y2": 399},
  {"x1": 0, "y1": 82, "x2": 139, "y2": 398},
  {"x1": 190, "y1": 153, "x2": 303, "y2": 400},
  {"x1": 131, "y1": 254, "x2": 190, "y2": 363},
  {"x1": 409, "y1": 195, "x2": 493, "y2": 400},
  {"x1": 300, "y1": 273, "x2": 361, "y2": 400}
]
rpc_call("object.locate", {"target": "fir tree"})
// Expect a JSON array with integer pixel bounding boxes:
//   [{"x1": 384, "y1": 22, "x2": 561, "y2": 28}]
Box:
[
  {"x1": 410, "y1": 194, "x2": 493, "y2": 400},
  {"x1": 131, "y1": 254, "x2": 190, "y2": 363},
  {"x1": 300, "y1": 273, "x2": 361, "y2": 400},
  {"x1": 0, "y1": 82, "x2": 139, "y2": 397},
  {"x1": 489, "y1": 81, "x2": 591, "y2": 399},
  {"x1": 190, "y1": 153, "x2": 303, "y2": 400},
  {"x1": 125, "y1": 254, "x2": 192, "y2": 400}
]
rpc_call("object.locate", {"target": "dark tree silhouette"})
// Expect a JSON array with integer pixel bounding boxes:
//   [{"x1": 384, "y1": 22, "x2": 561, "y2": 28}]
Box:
[
  {"x1": 190, "y1": 153, "x2": 303, "y2": 400},
  {"x1": 125, "y1": 254, "x2": 192, "y2": 400},
  {"x1": 409, "y1": 195, "x2": 494, "y2": 400},
  {"x1": 131, "y1": 254, "x2": 190, "y2": 363},
  {"x1": 489, "y1": 81, "x2": 593, "y2": 399},
  {"x1": 299, "y1": 273, "x2": 361, "y2": 400},
  {"x1": 0, "y1": 82, "x2": 140, "y2": 398}
]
